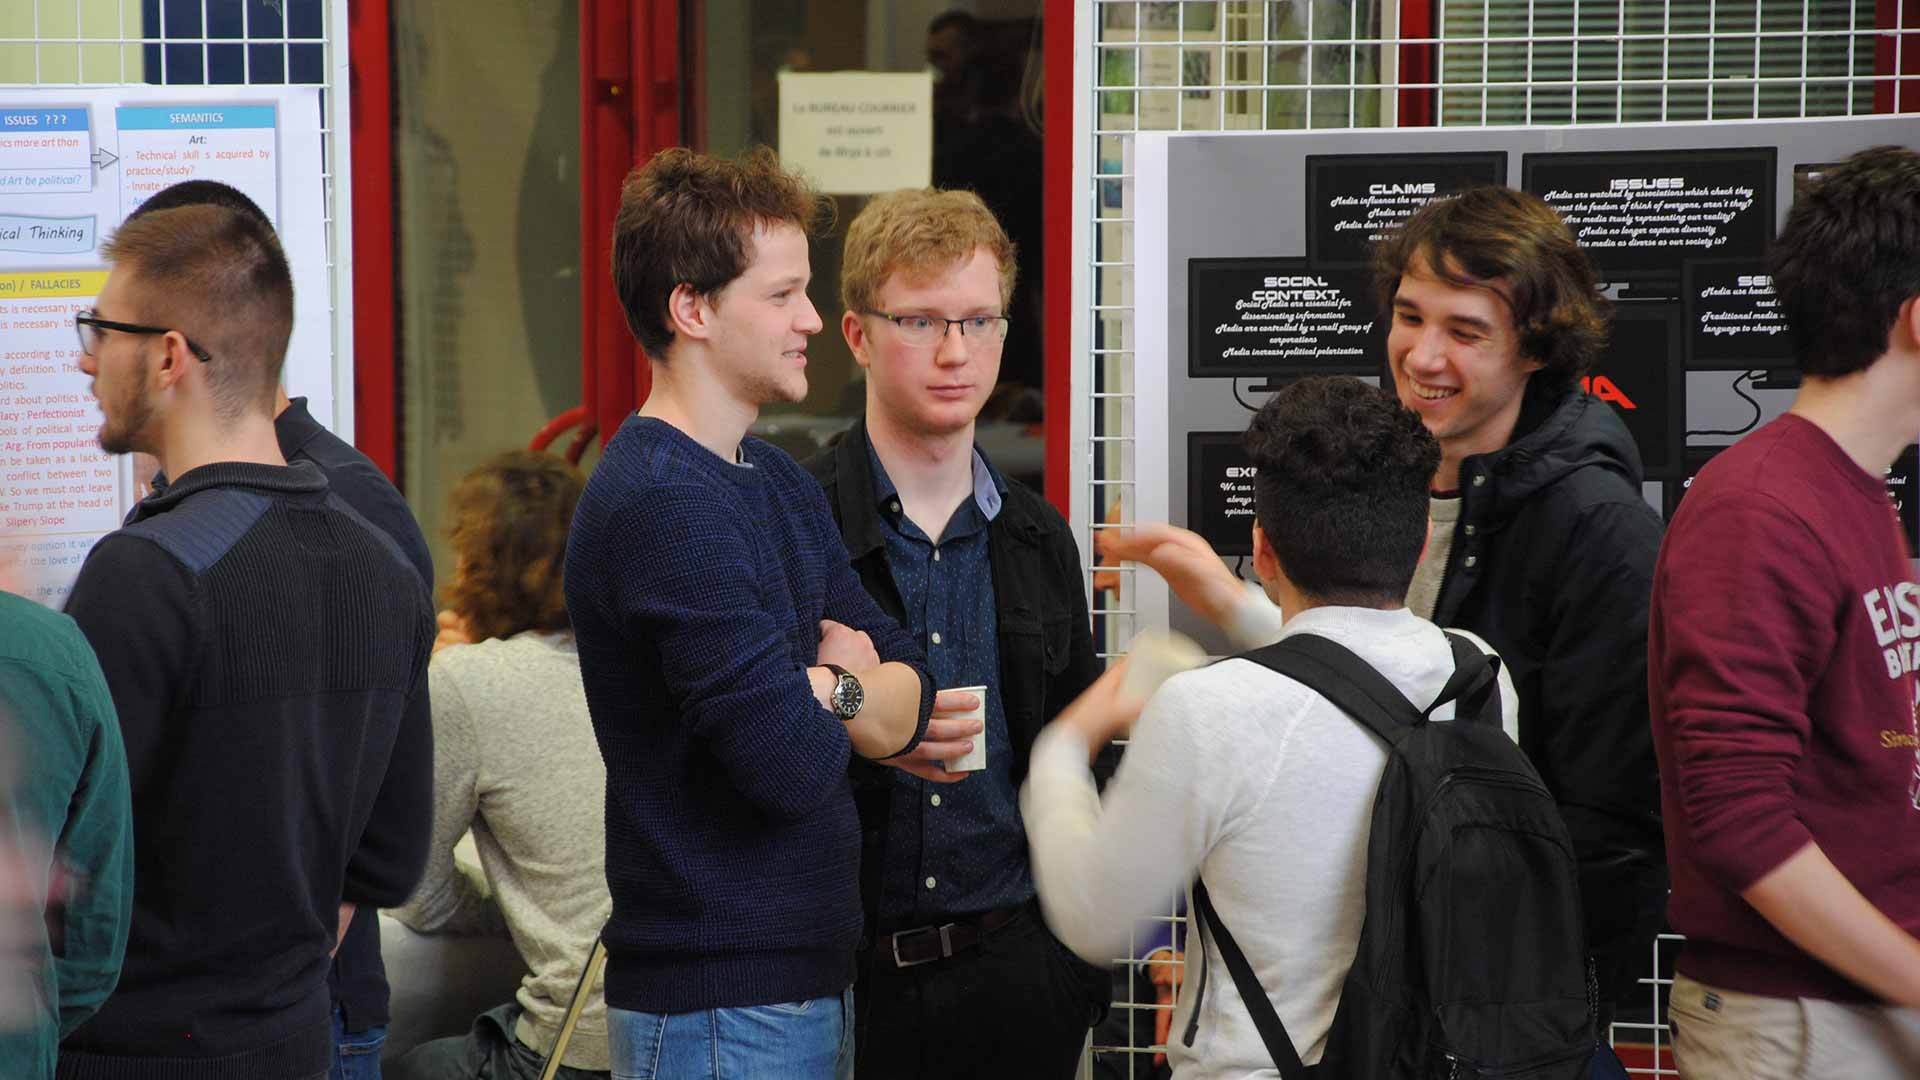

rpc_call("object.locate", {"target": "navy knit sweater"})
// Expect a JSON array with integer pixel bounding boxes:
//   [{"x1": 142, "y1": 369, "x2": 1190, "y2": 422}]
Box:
[{"x1": 565, "y1": 416, "x2": 932, "y2": 1014}]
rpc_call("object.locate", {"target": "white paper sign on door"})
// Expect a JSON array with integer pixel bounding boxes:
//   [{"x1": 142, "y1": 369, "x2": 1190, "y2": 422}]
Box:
[{"x1": 778, "y1": 71, "x2": 933, "y2": 195}]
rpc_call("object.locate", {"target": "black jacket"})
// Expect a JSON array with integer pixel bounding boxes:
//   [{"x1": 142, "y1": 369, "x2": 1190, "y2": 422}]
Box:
[
  {"x1": 804, "y1": 420, "x2": 1105, "y2": 939},
  {"x1": 1432, "y1": 382, "x2": 1668, "y2": 1004}
]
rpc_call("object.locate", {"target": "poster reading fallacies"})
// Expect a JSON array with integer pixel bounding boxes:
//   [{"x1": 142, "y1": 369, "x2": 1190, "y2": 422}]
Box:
[
  {"x1": 1187, "y1": 431, "x2": 1257, "y2": 556},
  {"x1": 1683, "y1": 258, "x2": 1793, "y2": 371},
  {"x1": 1188, "y1": 258, "x2": 1382, "y2": 379},
  {"x1": 1588, "y1": 302, "x2": 1684, "y2": 478},
  {"x1": 0, "y1": 87, "x2": 327, "y2": 609},
  {"x1": 1522, "y1": 148, "x2": 1776, "y2": 290},
  {"x1": 1304, "y1": 152, "x2": 1507, "y2": 267}
]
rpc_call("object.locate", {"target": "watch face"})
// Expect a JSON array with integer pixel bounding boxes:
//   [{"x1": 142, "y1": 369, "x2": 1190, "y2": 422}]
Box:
[{"x1": 833, "y1": 673, "x2": 864, "y2": 718}]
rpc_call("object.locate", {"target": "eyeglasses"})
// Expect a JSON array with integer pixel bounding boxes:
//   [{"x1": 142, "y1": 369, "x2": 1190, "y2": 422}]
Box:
[
  {"x1": 862, "y1": 311, "x2": 1010, "y2": 349},
  {"x1": 75, "y1": 310, "x2": 212, "y2": 363}
]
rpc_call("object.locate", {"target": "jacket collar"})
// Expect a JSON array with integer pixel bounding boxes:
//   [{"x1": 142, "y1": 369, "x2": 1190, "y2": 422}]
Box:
[
  {"x1": 830, "y1": 417, "x2": 1024, "y2": 557},
  {"x1": 130, "y1": 459, "x2": 327, "y2": 523},
  {"x1": 274, "y1": 396, "x2": 326, "y2": 459}
]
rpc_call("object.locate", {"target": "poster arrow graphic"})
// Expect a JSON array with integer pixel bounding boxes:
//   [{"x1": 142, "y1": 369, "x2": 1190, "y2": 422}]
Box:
[{"x1": 92, "y1": 147, "x2": 118, "y2": 171}]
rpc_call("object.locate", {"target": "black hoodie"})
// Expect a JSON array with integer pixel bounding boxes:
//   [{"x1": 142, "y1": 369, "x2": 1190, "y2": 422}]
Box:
[{"x1": 1431, "y1": 380, "x2": 1669, "y2": 1005}]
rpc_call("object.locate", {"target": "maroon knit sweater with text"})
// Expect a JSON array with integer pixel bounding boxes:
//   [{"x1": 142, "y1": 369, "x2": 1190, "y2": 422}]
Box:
[{"x1": 1651, "y1": 413, "x2": 1920, "y2": 1001}]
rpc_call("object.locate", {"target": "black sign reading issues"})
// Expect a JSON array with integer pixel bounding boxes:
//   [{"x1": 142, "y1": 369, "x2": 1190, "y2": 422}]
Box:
[
  {"x1": 1188, "y1": 258, "x2": 1383, "y2": 379},
  {"x1": 1522, "y1": 148, "x2": 1776, "y2": 287},
  {"x1": 1188, "y1": 432, "x2": 1258, "y2": 556},
  {"x1": 1683, "y1": 258, "x2": 1793, "y2": 371},
  {"x1": 1304, "y1": 152, "x2": 1508, "y2": 267}
]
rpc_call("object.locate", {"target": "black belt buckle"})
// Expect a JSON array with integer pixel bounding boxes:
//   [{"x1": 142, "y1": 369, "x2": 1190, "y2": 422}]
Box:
[{"x1": 890, "y1": 923, "x2": 955, "y2": 968}]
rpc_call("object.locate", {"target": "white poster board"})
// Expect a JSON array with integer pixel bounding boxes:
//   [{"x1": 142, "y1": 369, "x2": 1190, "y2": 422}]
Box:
[
  {"x1": 778, "y1": 71, "x2": 933, "y2": 194},
  {"x1": 0, "y1": 85, "x2": 328, "y2": 608}
]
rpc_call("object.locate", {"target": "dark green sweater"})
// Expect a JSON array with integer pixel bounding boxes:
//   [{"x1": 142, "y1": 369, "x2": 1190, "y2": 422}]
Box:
[{"x1": 0, "y1": 590, "x2": 131, "y2": 1080}]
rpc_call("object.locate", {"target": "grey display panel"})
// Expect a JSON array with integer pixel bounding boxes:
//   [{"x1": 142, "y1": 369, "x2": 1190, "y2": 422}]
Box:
[{"x1": 1144, "y1": 118, "x2": 1919, "y2": 648}]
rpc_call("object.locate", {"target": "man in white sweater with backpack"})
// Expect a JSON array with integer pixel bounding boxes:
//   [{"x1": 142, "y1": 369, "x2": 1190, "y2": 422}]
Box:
[{"x1": 1023, "y1": 376, "x2": 1601, "y2": 1079}]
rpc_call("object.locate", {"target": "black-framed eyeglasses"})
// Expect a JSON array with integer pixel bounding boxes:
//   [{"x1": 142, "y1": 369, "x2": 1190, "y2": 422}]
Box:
[
  {"x1": 75, "y1": 310, "x2": 212, "y2": 363},
  {"x1": 861, "y1": 311, "x2": 1010, "y2": 348}
]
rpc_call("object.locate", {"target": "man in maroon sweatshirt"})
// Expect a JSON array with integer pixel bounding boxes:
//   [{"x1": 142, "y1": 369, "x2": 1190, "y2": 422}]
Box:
[{"x1": 1650, "y1": 145, "x2": 1920, "y2": 1077}]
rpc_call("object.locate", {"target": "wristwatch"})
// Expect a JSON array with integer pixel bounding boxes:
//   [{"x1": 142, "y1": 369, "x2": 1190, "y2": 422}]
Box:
[{"x1": 822, "y1": 664, "x2": 865, "y2": 720}]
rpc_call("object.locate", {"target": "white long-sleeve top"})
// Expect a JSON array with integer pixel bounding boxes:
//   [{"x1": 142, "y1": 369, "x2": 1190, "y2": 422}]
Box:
[{"x1": 1022, "y1": 600, "x2": 1518, "y2": 1079}]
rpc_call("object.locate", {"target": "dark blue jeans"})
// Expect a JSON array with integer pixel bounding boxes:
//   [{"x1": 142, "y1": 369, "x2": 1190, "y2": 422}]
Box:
[{"x1": 331, "y1": 1003, "x2": 388, "y2": 1080}]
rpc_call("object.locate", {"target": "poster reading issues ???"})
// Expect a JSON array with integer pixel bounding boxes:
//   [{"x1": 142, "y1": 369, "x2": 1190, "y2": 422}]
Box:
[{"x1": 0, "y1": 87, "x2": 328, "y2": 608}]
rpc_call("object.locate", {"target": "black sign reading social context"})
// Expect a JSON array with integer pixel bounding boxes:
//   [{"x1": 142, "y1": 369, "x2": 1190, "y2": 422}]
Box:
[
  {"x1": 1683, "y1": 257, "x2": 1794, "y2": 371},
  {"x1": 1304, "y1": 152, "x2": 1508, "y2": 267},
  {"x1": 1188, "y1": 258, "x2": 1384, "y2": 380},
  {"x1": 1188, "y1": 432, "x2": 1258, "y2": 556},
  {"x1": 1522, "y1": 148, "x2": 1777, "y2": 292}
]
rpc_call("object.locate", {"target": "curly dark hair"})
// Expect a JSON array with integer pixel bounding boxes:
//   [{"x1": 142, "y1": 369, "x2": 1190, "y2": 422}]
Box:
[
  {"x1": 1770, "y1": 146, "x2": 1920, "y2": 379},
  {"x1": 1373, "y1": 186, "x2": 1610, "y2": 393},
  {"x1": 612, "y1": 146, "x2": 829, "y2": 358},
  {"x1": 1244, "y1": 376, "x2": 1440, "y2": 606},
  {"x1": 443, "y1": 450, "x2": 584, "y2": 643}
]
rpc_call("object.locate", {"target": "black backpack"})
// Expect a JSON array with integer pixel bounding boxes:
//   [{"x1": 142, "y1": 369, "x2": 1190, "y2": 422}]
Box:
[{"x1": 1186, "y1": 631, "x2": 1596, "y2": 1080}]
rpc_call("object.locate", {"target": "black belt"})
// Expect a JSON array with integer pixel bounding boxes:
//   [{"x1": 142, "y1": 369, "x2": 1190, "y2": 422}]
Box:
[{"x1": 885, "y1": 904, "x2": 1024, "y2": 968}]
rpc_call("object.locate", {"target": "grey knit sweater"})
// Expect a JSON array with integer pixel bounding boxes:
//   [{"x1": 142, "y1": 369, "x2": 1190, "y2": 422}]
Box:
[{"x1": 390, "y1": 631, "x2": 610, "y2": 1071}]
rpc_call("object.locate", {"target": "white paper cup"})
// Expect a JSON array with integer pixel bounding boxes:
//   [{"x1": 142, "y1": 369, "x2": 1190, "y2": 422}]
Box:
[{"x1": 942, "y1": 685, "x2": 988, "y2": 772}]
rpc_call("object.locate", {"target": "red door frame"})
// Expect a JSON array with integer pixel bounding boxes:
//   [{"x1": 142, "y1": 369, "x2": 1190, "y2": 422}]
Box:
[
  {"x1": 347, "y1": 0, "x2": 398, "y2": 481},
  {"x1": 1041, "y1": 0, "x2": 1074, "y2": 515},
  {"x1": 1876, "y1": 0, "x2": 1920, "y2": 112},
  {"x1": 580, "y1": 0, "x2": 682, "y2": 448}
]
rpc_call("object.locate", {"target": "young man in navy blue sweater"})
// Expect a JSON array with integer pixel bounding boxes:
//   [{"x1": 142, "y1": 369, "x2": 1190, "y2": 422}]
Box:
[{"x1": 564, "y1": 147, "x2": 946, "y2": 1079}]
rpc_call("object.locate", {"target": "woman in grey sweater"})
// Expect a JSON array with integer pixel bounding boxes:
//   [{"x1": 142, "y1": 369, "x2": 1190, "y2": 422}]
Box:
[{"x1": 390, "y1": 451, "x2": 610, "y2": 1080}]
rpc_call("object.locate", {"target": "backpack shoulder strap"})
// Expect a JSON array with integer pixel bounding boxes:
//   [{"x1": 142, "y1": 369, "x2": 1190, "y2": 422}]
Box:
[
  {"x1": 1428, "y1": 632, "x2": 1502, "y2": 723},
  {"x1": 1237, "y1": 632, "x2": 1422, "y2": 744},
  {"x1": 1192, "y1": 877, "x2": 1313, "y2": 1080}
]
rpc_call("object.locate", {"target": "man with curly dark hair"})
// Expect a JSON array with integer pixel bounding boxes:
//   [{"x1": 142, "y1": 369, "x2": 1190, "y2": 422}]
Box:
[
  {"x1": 1023, "y1": 376, "x2": 1520, "y2": 1076},
  {"x1": 1651, "y1": 145, "x2": 1920, "y2": 1078}
]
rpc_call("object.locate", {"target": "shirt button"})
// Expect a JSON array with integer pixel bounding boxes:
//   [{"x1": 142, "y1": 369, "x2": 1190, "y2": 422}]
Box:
[
  {"x1": 1472, "y1": 474, "x2": 1486, "y2": 487},
  {"x1": 925, "y1": 876, "x2": 937, "y2": 890},
  {"x1": 931, "y1": 631, "x2": 942, "y2": 645},
  {"x1": 1464, "y1": 524, "x2": 1476, "y2": 536},
  {"x1": 1464, "y1": 555, "x2": 1478, "y2": 568},
  {"x1": 933, "y1": 549, "x2": 941, "y2": 562},
  {"x1": 931, "y1": 794, "x2": 942, "y2": 807},
  {"x1": 890, "y1": 500, "x2": 901, "y2": 513}
]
